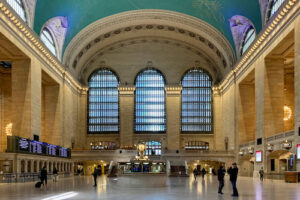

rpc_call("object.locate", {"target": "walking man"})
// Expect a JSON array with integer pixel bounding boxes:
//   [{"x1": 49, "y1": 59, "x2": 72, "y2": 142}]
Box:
[
  {"x1": 217, "y1": 165, "x2": 226, "y2": 194},
  {"x1": 93, "y1": 166, "x2": 98, "y2": 187},
  {"x1": 40, "y1": 166, "x2": 48, "y2": 188},
  {"x1": 201, "y1": 168, "x2": 206, "y2": 179},
  {"x1": 193, "y1": 168, "x2": 198, "y2": 181},
  {"x1": 259, "y1": 167, "x2": 264, "y2": 181},
  {"x1": 53, "y1": 167, "x2": 58, "y2": 182},
  {"x1": 227, "y1": 163, "x2": 239, "y2": 197}
]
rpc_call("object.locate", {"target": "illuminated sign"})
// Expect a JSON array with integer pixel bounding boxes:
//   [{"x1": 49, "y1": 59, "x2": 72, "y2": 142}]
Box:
[
  {"x1": 19, "y1": 138, "x2": 29, "y2": 151},
  {"x1": 6, "y1": 136, "x2": 71, "y2": 158},
  {"x1": 256, "y1": 151, "x2": 262, "y2": 162},
  {"x1": 297, "y1": 145, "x2": 300, "y2": 160}
]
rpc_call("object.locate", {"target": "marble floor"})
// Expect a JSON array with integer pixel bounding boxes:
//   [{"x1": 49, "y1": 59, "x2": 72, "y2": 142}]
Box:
[{"x1": 0, "y1": 175, "x2": 299, "y2": 200}]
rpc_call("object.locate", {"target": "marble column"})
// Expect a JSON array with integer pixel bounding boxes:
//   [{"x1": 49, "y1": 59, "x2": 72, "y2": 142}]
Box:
[{"x1": 24, "y1": 160, "x2": 28, "y2": 173}]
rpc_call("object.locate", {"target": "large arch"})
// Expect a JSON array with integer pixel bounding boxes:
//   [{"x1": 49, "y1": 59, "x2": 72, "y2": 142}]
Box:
[{"x1": 63, "y1": 10, "x2": 235, "y2": 85}]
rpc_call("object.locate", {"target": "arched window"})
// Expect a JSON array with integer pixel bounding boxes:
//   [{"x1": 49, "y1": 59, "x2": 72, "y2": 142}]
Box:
[
  {"x1": 135, "y1": 69, "x2": 166, "y2": 133},
  {"x1": 145, "y1": 141, "x2": 162, "y2": 156},
  {"x1": 88, "y1": 69, "x2": 119, "y2": 133},
  {"x1": 181, "y1": 69, "x2": 213, "y2": 133},
  {"x1": 241, "y1": 27, "x2": 255, "y2": 55},
  {"x1": 6, "y1": 0, "x2": 27, "y2": 22},
  {"x1": 267, "y1": 0, "x2": 286, "y2": 21},
  {"x1": 40, "y1": 28, "x2": 57, "y2": 56}
]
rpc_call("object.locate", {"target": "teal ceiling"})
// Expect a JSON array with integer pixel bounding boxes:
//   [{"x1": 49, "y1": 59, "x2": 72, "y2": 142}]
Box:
[{"x1": 34, "y1": 0, "x2": 262, "y2": 54}]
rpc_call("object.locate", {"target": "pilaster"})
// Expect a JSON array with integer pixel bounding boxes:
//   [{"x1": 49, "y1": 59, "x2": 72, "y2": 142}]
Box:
[
  {"x1": 294, "y1": 17, "x2": 300, "y2": 171},
  {"x1": 11, "y1": 59, "x2": 41, "y2": 138},
  {"x1": 118, "y1": 85, "x2": 135, "y2": 147},
  {"x1": 165, "y1": 85, "x2": 182, "y2": 151}
]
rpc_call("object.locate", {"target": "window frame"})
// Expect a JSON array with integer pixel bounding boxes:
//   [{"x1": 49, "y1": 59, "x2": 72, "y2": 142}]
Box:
[
  {"x1": 6, "y1": 0, "x2": 27, "y2": 23},
  {"x1": 266, "y1": 0, "x2": 286, "y2": 22},
  {"x1": 134, "y1": 68, "x2": 167, "y2": 134},
  {"x1": 40, "y1": 27, "x2": 57, "y2": 57},
  {"x1": 181, "y1": 68, "x2": 213, "y2": 134},
  {"x1": 240, "y1": 26, "x2": 256, "y2": 56},
  {"x1": 87, "y1": 68, "x2": 120, "y2": 134}
]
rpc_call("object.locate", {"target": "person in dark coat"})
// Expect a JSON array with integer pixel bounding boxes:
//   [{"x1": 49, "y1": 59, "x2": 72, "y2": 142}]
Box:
[
  {"x1": 53, "y1": 167, "x2": 58, "y2": 182},
  {"x1": 40, "y1": 166, "x2": 48, "y2": 187},
  {"x1": 193, "y1": 168, "x2": 198, "y2": 181},
  {"x1": 227, "y1": 163, "x2": 239, "y2": 197},
  {"x1": 217, "y1": 166, "x2": 226, "y2": 194},
  {"x1": 93, "y1": 166, "x2": 98, "y2": 187},
  {"x1": 201, "y1": 168, "x2": 206, "y2": 178},
  {"x1": 259, "y1": 167, "x2": 264, "y2": 181}
]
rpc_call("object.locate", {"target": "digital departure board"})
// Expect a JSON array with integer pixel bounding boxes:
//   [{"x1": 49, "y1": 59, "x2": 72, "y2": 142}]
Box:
[{"x1": 6, "y1": 136, "x2": 71, "y2": 158}]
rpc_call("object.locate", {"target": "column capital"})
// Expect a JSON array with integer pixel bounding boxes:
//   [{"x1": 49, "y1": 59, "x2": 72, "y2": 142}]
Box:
[
  {"x1": 118, "y1": 85, "x2": 136, "y2": 96},
  {"x1": 213, "y1": 86, "x2": 221, "y2": 96},
  {"x1": 165, "y1": 84, "x2": 182, "y2": 96}
]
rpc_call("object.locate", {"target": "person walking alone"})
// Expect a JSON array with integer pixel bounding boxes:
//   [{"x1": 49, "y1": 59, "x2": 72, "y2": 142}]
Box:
[
  {"x1": 217, "y1": 165, "x2": 226, "y2": 195},
  {"x1": 201, "y1": 168, "x2": 206, "y2": 179},
  {"x1": 193, "y1": 168, "x2": 198, "y2": 181},
  {"x1": 227, "y1": 163, "x2": 239, "y2": 197},
  {"x1": 40, "y1": 166, "x2": 48, "y2": 188},
  {"x1": 259, "y1": 167, "x2": 264, "y2": 181},
  {"x1": 53, "y1": 167, "x2": 58, "y2": 182},
  {"x1": 93, "y1": 166, "x2": 98, "y2": 187}
]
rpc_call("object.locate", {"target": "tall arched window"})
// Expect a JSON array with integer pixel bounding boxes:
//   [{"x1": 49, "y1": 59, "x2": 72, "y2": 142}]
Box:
[
  {"x1": 6, "y1": 0, "x2": 27, "y2": 22},
  {"x1": 40, "y1": 28, "x2": 57, "y2": 56},
  {"x1": 241, "y1": 27, "x2": 255, "y2": 55},
  {"x1": 135, "y1": 69, "x2": 166, "y2": 133},
  {"x1": 181, "y1": 69, "x2": 213, "y2": 133},
  {"x1": 88, "y1": 69, "x2": 119, "y2": 134},
  {"x1": 267, "y1": 0, "x2": 286, "y2": 21}
]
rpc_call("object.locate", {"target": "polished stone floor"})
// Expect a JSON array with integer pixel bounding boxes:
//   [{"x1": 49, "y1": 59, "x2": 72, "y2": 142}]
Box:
[{"x1": 0, "y1": 175, "x2": 299, "y2": 200}]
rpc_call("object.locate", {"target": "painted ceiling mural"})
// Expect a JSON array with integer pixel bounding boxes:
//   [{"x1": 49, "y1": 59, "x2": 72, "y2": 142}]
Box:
[{"x1": 34, "y1": 0, "x2": 262, "y2": 54}]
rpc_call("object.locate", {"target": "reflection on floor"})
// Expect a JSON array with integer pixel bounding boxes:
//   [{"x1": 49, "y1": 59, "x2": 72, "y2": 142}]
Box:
[{"x1": 0, "y1": 175, "x2": 299, "y2": 200}]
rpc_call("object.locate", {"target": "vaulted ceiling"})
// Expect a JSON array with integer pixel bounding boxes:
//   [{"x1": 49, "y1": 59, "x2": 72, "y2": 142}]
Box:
[{"x1": 34, "y1": 0, "x2": 262, "y2": 54}]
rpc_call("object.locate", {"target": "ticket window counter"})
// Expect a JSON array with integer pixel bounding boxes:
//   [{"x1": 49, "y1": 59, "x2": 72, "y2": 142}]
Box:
[
  {"x1": 118, "y1": 163, "x2": 133, "y2": 174},
  {"x1": 133, "y1": 163, "x2": 142, "y2": 172},
  {"x1": 143, "y1": 163, "x2": 150, "y2": 172},
  {"x1": 151, "y1": 163, "x2": 165, "y2": 173},
  {"x1": 119, "y1": 162, "x2": 166, "y2": 173}
]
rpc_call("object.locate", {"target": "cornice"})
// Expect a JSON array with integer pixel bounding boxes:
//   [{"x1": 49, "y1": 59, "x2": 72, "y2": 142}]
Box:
[
  {"x1": 165, "y1": 84, "x2": 183, "y2": 96},
  {"x1": 118, "y1": 85, "x2": 136, "y2": 96}
]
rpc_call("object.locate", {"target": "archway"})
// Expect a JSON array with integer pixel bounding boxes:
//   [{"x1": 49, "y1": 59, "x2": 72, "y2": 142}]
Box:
[{"x1": 267, "y1": 150, "x2": 294, "y2": 180}]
